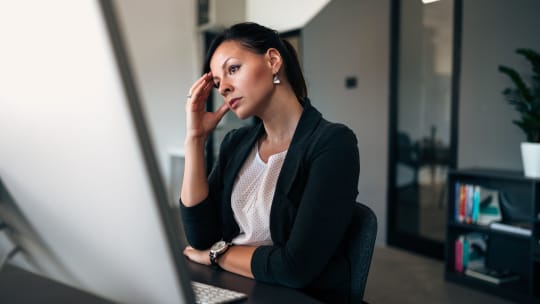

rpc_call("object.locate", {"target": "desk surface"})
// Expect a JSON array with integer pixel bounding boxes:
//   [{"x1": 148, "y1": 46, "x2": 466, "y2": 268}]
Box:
[
  {"x1": 0, "y1": 261, "x2": 321, "y2": 303},
  {"x1": 187, "y1": 260, "x2": 321, "y2": 304},
  {"x1": 0, "y1": 264, "x2": 110, "y2": 304}
]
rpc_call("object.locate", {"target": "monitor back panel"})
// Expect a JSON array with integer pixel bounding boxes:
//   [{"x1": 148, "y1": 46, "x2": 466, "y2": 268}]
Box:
[{"x1": 0, "y1": 1, "x2": 190, "y2": 303}]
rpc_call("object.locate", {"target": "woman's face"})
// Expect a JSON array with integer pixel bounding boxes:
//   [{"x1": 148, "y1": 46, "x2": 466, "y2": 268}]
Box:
[{"x1": 209, "y1": 40, "x2": 277, "y2": 119}]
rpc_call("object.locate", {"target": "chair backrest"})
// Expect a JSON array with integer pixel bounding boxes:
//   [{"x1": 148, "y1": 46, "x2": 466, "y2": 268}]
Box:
[{"x1": 345, "y1": 202, "x2": 377, "y2": 303}]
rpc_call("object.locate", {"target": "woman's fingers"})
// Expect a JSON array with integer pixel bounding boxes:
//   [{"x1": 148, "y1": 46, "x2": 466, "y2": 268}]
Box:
[
  {"x1": 185, "y1": 72, "x2": 230, "y2": 137},
  {"x1": 198, "y1": 78, "x2": 214, "y2": 103},
  {"x1": 186, "y1": 73, "x2": 214, "y2": 111},
  {"x1": 188, "y1": 73, "x2": 210, "y2": 96}
]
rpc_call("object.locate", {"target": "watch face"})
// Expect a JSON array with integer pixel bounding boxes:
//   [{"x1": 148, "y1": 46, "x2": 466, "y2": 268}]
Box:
[{"x1": 210, "y1": 240, "x2": 227, "y2": 253}]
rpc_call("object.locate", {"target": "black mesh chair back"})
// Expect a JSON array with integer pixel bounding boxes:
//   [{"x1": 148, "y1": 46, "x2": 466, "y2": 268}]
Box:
[{"x1": 345, "y1": 202, "x2": 377, "y2": 303}]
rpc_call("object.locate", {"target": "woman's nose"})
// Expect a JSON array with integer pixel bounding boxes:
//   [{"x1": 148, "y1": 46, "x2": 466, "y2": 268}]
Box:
[{"x1": 218, "y1": 80, "x2": 232, "y2": 96}]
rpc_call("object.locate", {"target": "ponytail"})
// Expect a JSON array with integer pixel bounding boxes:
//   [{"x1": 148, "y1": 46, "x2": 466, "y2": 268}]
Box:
[{"x1": 280, "y1": 38, "x2": 307, "y2": 100}]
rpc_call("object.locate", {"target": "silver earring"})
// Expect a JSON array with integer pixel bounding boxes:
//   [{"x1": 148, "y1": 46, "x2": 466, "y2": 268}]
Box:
[{"x1": 273, "y1": 74, "x2": 281, "y2": 84}]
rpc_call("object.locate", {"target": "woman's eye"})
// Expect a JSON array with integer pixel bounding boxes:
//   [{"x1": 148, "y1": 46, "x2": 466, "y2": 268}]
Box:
[{"x1": 228, "y1": 65, "x2": 240, "y2": 74}]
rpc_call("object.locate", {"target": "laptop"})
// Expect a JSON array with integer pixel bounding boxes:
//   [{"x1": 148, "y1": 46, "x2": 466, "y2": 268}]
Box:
[{"x1": 0, "y1": 1, "x2": 245, "y2": 303}]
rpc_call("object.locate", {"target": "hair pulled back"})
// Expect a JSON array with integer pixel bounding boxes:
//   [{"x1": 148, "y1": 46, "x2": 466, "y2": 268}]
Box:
[{"x1": 203, "y1": 22, "x2": 307, "y2": 100}]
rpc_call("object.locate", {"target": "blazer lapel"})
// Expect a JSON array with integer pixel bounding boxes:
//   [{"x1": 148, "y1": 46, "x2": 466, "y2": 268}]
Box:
[
  {"x1": 220, "y1": 99, "x2": 323, "y2": 226},
  {"x1": 275, "y1": 98, "x2": 323, "y2": 196}
]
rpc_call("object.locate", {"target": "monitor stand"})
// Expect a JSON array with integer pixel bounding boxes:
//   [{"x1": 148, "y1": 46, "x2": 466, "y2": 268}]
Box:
[{"x1": 0, "y1": 222, "x2": 21, "y2": 272}]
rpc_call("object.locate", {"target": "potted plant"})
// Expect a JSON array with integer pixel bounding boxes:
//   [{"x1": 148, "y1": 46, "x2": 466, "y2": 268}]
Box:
[{"x1": 498, "y1": 48, "x2": 540, "y2": 178}]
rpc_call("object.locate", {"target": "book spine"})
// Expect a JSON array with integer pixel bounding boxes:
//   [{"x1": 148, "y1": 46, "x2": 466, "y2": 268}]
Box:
[
  {"x1": 466, "y1": 185, "x2": 474, "y2": 224},
  {"x1": 454, "y1": 182, "x2": 460, "y2": 222},
  {"x1": 459, "y1": 185, "x2": 466, "y2": 223},
  {"x1": 454, "y1": 236, "x2": 464, "y2": 272},
  {"x1": 462, "y1": 236, "x2": 469, "y2": 269},
  {"x1": 472, "y1": 186, "x2": 480, "y2": 223}
]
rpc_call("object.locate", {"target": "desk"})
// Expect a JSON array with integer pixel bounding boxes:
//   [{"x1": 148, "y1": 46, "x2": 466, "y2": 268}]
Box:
[
  {"x1": 0, "y1": 264, "x2": 110, "y2": 304},
  {"x1": 187, "y1": 260, "x2": 322, "y2": 304},
  {"x1": 0, "y1": 261, "x2": 321, "y2": 303}
]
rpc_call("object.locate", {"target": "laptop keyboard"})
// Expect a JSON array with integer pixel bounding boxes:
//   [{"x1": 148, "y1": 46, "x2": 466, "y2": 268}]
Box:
[{"x1": 192, "y1": 281, "x2": 247, "y2": 304}]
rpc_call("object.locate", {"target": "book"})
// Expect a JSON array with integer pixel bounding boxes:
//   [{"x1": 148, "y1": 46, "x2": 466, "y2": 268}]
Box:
[
  {"x1": 476, "y1": 186, "x2": 502, "y2": 225},
  {"x1": 464, "y1": 265, "x2": 520, "y2": 284},
  {"x1": 454, "y1": 183, "x2": 502, "y2": 225},
  {"x1": 463, "y1": 232, "x2": 487, "y2": 269},
  {"x1": 471, "y1": 185, "x2": 480, "y2": 223},
  {"x1": 454, "y1": 236, "x2": 464, "y2": 272},
  {"x1": 490, "y1": 221, "x2": 532, "y2": 237},
  {"x1": 458, "y1": 184, "x2": 466, "y2": 222},
  {"x1": 454, "y1": 182, "x2": 460, "y2": 221},
  {"x1": 466, "y1": 185, "x2": 474, "y2": 223},
  {"x1": 453, "y1": 233, "x2": 487, "y2": 273}
]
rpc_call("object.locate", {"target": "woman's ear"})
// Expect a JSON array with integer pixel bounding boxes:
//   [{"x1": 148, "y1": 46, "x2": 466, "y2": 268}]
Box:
[{"x1": 266, "y1": 48, "x2": 282, "y2": 74}]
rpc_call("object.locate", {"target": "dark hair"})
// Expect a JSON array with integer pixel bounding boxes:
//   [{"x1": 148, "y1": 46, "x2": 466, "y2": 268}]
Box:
[{"x1": 203, "y1": 22, "x2": 307, "y2": 100}]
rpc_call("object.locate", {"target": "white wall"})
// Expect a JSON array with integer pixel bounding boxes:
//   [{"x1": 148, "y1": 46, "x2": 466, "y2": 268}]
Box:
[
  {"x1": 115, "y1": 0, "x2": 199, "y2": 199},
  {"x1": 303, "y1": 0, "x2": 390, "y2": 244},
  {"x1": 247, "y1": 0, "x2": 331, "y2": 32},
  {"x1": 458, "y1": 0, "x2": 540, "y2": 170}
]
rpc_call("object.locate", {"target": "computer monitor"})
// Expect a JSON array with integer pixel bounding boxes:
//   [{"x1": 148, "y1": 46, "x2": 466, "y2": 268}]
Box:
[{"x1": 0, "y1": 1, "x2": 194, "y2": 303}]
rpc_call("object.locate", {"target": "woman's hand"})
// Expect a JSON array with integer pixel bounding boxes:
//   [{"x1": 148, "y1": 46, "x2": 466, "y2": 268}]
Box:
[
  {"x1": 185, "y1": 72, "x2": 230, "y2": 140},
  {"x1": 183, "y1": 246, "x2": 211, "y2": 266}
]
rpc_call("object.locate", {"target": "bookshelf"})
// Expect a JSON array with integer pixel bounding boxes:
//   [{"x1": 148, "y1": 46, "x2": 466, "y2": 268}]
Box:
[{"x1": 445, "y1": 168, "x2": 540, "y2": 303}]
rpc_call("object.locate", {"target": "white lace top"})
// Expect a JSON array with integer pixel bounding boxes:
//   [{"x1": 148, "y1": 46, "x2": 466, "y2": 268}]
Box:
[{"x1": 231, "y1": 144, "x2": 288, "y2": 246}]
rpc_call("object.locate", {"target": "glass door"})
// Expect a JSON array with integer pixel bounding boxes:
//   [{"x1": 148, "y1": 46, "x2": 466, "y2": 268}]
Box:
[{"x1": 388, "y1": 0, "x2": 460, "y2": 259}]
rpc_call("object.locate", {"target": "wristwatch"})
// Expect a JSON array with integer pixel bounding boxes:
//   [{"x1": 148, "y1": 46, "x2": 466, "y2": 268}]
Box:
[{"x1": 209, "y1": 240, "x2": 232, "y2": 266}]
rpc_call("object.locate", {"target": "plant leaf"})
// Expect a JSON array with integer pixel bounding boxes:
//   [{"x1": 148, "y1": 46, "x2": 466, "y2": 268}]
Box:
[
  {"x1": 499, "y1": 48, "x2": 540, "y2": 142},
  {"x1": 516, "y1": 48, "x2": 540, "y2": 78},
  {"x1": 498, "y1": 65, "x2": 533, "y2": 102}
]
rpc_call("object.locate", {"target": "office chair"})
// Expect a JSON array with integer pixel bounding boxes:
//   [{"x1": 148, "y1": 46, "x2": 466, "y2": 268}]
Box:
[
  {"x1": 345, "y1": 202, "x2": 377, "y2": 303},
  {"x1": 396, "y1": 132, "x2": 421, "y2": 187}
]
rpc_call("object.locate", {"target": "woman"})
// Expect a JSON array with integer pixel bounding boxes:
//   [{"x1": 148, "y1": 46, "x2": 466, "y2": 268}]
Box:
[{"x1": 180, "y1": 22, "x2": 359, "y2": 303}]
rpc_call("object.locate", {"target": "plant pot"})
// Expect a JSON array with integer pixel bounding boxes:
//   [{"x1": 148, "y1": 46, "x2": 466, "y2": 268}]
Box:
[{"x1": 521, "y1": 142, "x2": 540, "y2": 178}]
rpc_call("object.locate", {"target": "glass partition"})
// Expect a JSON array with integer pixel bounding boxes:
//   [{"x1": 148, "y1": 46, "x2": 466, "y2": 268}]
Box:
[{"x1": 388, "y1": 0, "x2": 459, "y2": 259}]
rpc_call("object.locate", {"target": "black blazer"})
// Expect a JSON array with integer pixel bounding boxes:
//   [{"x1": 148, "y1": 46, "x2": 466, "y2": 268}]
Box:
[{"x1": 181, "y1": 98, "x2": 360, "y2": 302}]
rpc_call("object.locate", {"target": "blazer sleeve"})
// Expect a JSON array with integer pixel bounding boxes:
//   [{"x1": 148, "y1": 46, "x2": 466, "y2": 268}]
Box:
[{"x1": 251, "y1": 124, "x2": 360, "y2": 288}]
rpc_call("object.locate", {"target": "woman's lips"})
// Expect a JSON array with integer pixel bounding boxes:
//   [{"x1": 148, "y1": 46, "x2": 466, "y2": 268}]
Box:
[{"x1": 229, "y1": 97, "x2": 241, "y2": 109}]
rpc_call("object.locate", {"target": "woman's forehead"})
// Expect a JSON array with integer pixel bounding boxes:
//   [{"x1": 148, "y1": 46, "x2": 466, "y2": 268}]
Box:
[{"x1": 210, "y1": 41, "x2": 260, "y2": 68}]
